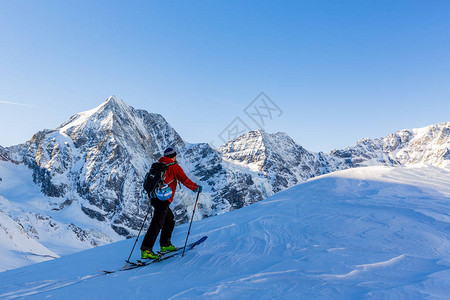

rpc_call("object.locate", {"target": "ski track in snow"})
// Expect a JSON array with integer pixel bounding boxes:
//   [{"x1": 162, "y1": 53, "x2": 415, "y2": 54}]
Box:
[{"x1": 0, "y1": 166, "x2": 450, "y2": 299}]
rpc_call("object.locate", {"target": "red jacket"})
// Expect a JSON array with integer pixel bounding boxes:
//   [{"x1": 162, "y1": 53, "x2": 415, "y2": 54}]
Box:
[{"x1": 159, "y1": 156, "x2": 197, "y2": 203}]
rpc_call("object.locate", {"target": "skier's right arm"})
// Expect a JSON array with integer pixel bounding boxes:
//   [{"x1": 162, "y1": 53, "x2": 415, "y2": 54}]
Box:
[{"x1": 173, "y1": 164, "x2": 198, "y2": 191}]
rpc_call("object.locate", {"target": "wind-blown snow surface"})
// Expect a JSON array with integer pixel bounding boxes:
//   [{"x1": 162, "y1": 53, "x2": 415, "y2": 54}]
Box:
[{"x1": 1, "y1": 166, "x2": 449, "y2": 299}]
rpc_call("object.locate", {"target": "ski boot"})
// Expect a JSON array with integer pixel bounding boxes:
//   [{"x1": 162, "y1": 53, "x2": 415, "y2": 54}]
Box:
[
  {"x1": 141, "y1": 250, "x2": 160, "y2": 260},
  {"x1": 160, "y1": 244, "x2": 177, "y2": 253}
]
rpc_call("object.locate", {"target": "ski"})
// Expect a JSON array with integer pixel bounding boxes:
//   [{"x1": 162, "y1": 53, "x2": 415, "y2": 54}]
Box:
[{"x1": 100, "y1": 236, "x2": 207, "y2": 274}]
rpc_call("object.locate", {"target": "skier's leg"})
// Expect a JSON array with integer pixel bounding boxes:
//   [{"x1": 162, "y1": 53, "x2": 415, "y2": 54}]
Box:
[
  {"x1": 160, "y1": 207, "x2": 175, "y2": 247},
  {"x1": 141, "y1": 199, "x2": 169, "y2": 251}
]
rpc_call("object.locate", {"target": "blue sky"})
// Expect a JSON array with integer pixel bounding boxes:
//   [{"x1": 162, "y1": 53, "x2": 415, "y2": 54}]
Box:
[{"x1": 1, "y1": 1, "x2": 449, "y2": 151}]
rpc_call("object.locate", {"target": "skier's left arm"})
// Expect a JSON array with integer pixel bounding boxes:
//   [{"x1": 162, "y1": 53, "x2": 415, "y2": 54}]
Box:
[{"x1": 173, "y1": 165, "x2": 198, "y2": 191}]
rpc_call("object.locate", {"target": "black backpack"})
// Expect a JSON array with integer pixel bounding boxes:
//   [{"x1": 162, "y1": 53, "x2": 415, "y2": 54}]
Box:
[{"x1": 143, "y1": 162, "x2": 176, "y2": 197}]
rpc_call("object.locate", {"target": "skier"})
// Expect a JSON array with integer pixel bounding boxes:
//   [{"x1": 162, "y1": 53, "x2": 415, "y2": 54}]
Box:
[{"x1": 140, "y1": 147, "x2": 202, "y2": 259}]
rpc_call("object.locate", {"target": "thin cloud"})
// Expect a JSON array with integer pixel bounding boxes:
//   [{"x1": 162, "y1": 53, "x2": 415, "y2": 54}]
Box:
[{"x1": 0, "y1": 100, "x2": 35, "y2": 107}]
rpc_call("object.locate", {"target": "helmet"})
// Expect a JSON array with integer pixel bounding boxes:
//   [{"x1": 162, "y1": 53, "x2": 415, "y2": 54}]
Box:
[{"x1": 155, "y1": 184, "x2": 172, "y2": 201}]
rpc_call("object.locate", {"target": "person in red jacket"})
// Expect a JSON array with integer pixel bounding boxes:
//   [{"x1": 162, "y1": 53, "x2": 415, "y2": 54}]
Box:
[{"x1": 140, "y1": 147, "x2": 202, "y2": 259}]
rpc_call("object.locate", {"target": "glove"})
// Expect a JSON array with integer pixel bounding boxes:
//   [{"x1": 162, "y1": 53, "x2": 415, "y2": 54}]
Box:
[{"x1": 194, "y1": 185, "x2": 203, "y2": 193}]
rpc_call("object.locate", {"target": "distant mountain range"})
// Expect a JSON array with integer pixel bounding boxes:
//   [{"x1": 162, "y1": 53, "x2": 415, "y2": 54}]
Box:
[{"x1": 0, "y1": 96, "x2": 448, "y2": 270}]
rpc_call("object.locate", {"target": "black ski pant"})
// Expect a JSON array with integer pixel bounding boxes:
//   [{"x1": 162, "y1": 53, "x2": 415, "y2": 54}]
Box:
[{"x1": 141, "y1": 198, "x2": 175, "y2": 252}]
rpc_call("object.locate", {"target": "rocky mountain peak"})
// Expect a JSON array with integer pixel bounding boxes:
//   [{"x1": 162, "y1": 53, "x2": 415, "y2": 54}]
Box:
[
  {"x1": 103, "y1": 95, "x2": 132, "y2": 116},
  {"x1": 105, "y1": 94, "x2": 122, "y2": 104},
  {"x1": 56, "y1": 95, "x2": 133, "y2": 137},
  {"x1": 219, "y1": 130, "x2": 269, "y2": 171},
  {"x1": 218, "y1": 129, "x2": 319, "y2": 192},
  {"x1": 219, "y1": 129, "x2": 305, "y2": 172}
]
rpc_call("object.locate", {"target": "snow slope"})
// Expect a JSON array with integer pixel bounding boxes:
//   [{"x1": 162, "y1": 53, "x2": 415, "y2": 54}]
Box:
[{"x1": 0, "y1": 166, "x2": 449, "y2": 299}]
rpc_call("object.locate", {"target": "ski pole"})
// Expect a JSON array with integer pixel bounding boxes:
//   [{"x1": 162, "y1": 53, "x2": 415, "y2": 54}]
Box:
[
  {"x1": 182, "y1": 189, "x2": 200, "y2": 257},
  {"x1": 124, "y1": 197, "x2": 152, "y2": 269}
]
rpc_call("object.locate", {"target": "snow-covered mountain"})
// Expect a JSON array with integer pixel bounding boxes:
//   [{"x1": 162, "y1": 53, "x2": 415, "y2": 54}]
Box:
[
  {"x1": 219, "y1": 121, "x2": 450, "y2": 190},
  {"x1": 1, "y1": 166, "x2": 449, "y2": 299},
  {"x1": 219, "y1": 130, "x2": 330, "y2": 192},
  {"x1": 329, "y1": 122, "x2": 450, "y2": 169},
  {"x1": 0, "y1": 95, "x2": 449, "y2": 272}
]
